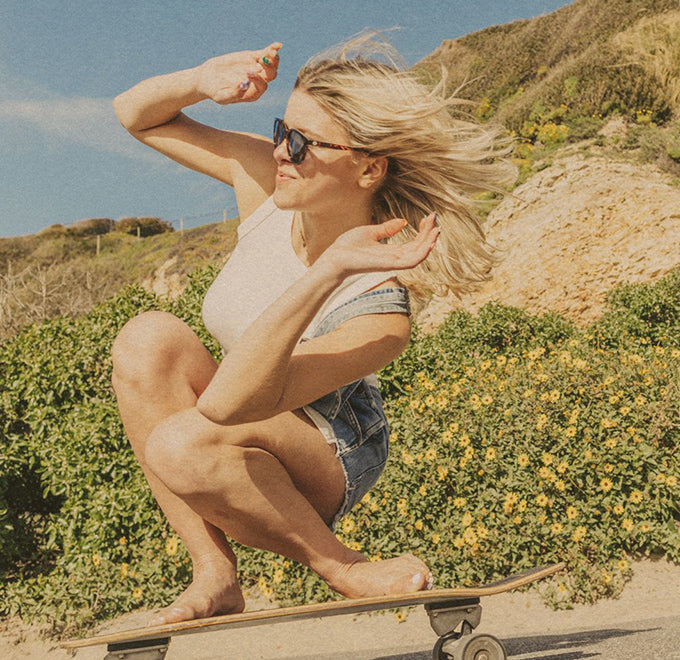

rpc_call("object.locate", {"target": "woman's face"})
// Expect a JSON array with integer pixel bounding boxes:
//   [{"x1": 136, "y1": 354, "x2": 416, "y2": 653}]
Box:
[{"x1": 273, "y1": 90, "x2": 368, "y2": 214}]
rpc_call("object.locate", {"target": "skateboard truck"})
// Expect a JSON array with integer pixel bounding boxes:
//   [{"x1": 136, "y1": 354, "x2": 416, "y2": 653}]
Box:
[
  {"x1": 104, "y1": 638, "x2": 169, "y2": 660},
  {"x1": 425, "y1": 597, "x2": 507, "y2": 660}
]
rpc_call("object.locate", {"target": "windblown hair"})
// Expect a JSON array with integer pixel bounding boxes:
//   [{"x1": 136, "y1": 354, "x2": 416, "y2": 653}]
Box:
[{"x1": 295, "y1": 32, "x2": 514, "y2": 304}]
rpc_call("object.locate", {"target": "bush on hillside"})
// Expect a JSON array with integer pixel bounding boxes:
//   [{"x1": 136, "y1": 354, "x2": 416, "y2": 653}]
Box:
[
  {"x1": 115, "y1": 217, "x2": 173, "y2": 237},
  {"x1": 68, "y1": 218, "x2": 115, "y2": 237}
]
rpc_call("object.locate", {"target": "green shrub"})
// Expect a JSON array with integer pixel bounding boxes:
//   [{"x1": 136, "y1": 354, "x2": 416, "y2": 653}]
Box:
[
  {"x1": 68, "y1": 218, "x2": 115, "y2": 237},
  {"x1": 115, "y1": 217, "x2": 174, "y2": 237},
  {"x1": 0, "y1": 267, "x2": 678, "y2": 633}
]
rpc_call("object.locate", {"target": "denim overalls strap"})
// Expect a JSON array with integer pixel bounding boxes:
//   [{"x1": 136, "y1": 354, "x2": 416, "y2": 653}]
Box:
[{"x1": 312, "y1": 287, "x2": 411, "y2": 338}]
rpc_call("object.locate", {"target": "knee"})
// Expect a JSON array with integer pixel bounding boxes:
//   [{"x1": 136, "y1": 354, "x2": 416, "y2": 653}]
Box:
[
  {"x1": 145, "y1": 415, "x2": 263, "y2": 498},
  {"x1": 111, "y1": 311, "x2": 183, "y2": 391}
]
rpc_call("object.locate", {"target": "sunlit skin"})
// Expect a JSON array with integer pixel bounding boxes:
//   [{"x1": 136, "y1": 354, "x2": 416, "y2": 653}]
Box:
[{"x1": 112, "y1": 42, "x2": 437, "y2": 626}]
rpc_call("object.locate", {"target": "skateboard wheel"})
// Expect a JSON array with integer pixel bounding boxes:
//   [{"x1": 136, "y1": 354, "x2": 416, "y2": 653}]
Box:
[{"x1": 460, "y1": 634, "x2": 507, "y2": 660}]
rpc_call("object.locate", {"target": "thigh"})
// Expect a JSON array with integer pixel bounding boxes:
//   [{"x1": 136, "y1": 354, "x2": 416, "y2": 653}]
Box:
[{"x1": 175, "y1": 407, "x2": 347, "y2": 526}]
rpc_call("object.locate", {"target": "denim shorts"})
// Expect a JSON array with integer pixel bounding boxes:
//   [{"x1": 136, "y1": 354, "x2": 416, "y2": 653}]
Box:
[{"x1": 301, "y1": 287, "x2": 410, "y2": 529}]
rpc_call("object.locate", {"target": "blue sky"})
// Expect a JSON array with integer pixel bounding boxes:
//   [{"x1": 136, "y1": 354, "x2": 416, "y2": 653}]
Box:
[{"x1": 0, "y1": 0, "x2": 573, "y2": 237}]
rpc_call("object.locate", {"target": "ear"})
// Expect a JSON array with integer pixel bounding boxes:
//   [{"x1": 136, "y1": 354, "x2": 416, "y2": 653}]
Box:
[{"x1": 357, "y1": 156, "x2": 388, "y2": 190}]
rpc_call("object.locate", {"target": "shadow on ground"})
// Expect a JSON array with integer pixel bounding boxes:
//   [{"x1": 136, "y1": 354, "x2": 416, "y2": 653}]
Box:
[{"x1": 370, "y1": 625, "x2": 656, "y2": 659}]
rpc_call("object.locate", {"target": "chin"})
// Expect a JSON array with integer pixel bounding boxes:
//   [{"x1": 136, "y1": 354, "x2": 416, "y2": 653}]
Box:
[{"x1": 273, "y1": 186, "x2": 300, "y2": 211}]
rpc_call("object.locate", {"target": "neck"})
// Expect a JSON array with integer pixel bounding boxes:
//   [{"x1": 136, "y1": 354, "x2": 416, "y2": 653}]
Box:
[{"x1": 296, "y1": 199, "x2": 373, "y2": 266}]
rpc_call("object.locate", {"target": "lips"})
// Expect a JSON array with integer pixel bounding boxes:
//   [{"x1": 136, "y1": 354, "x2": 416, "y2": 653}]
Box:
[{"x1": 276, "y1": 169, "x2": 297, "y2": 181}]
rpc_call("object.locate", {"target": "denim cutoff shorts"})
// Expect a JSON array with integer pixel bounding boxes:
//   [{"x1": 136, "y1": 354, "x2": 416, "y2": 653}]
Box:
[{"x1": 301, "y1": 287, "x2": 410, "y2": 530}]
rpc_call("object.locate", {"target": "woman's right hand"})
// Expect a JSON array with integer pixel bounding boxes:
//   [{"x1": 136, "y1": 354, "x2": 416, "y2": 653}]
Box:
[{"x1": 196, "y1": 42, "x2": 282, "y2": 105}]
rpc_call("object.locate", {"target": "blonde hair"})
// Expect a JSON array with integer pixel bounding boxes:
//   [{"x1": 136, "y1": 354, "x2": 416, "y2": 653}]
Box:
[{"x1": 295, "y1": 32, "x2": 514, "y2": 304}]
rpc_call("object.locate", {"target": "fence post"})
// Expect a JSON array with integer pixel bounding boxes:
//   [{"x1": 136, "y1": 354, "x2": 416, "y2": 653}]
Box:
[
  {"x1": 96, "y1": 234, "x2": 101, "y2": 256},
  {"x1": 136, "y1": 226, "x2": 141, "y2": 241},
  {"x1": 180, "y1": 218, "x2": 184, "y2": 235}
]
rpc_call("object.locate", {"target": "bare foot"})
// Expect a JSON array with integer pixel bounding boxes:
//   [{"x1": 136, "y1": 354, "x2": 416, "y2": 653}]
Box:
[
  {"x1": 326, "y1": 552, "x2": 433, "y2": 599},
  {"x1": 149, "y1": 558, "x2": 245, "y2": 626}
]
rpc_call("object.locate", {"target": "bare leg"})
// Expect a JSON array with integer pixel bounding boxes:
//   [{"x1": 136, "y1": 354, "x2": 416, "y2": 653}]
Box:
[
  {"x1": 145, "y1": 405, "x2": 431, "y2": 600},
  {"x1": 111, "y1": 312, "x2": 245, "y2": 623}
]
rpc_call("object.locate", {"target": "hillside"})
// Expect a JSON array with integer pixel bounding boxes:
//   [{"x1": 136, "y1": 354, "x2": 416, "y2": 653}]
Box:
[{"x1": 417, "y1": 0, "x2": 680, "y2": 131}]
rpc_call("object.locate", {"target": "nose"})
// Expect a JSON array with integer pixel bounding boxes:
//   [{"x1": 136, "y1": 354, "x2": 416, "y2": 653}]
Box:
[{"x1": 273, "y1": 138, "x2": 290, "y2": 164}]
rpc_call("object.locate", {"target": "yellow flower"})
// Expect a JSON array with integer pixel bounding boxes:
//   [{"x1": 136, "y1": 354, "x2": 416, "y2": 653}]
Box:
[
  {"x1": 464, "y1": 446, "x2": 474, "y2": 459},
  {"x1": 572, "y1": 526, "x2": 587, "y2": 542},
  {"x1": 622, "y1": 518, "x2": 634, "y2": 532},
  {"x1": 518, "y1": 453, "x2": 529, "y2": 467},
  {"x1": 341, "y1": 518, "x2": 356, "y2": 534},
  {"x1": 551, "y1": 522, "x2": 563, "y2": 534},
  {"x1": 431, "y1": 533, "x2": 441, "y2": 545},
  {"x1": 613, "y1": 504, "x2": 624, "y2": 515},
  {"x1": 440, "y1": 430, "x2": 453, "y2": 444},
  {"x1": 415, "y1": 520, "x2": 424, "y2": 531},
  {"x1": 617, "y1": 558, "x2": 629, "y2": 572},
  {"x1": 573, "y1": 358, "x2": 588, "y2": 370},
  {"x1": 437, "y1": 466, "x2": 449, "y2": 481},
  {"x1": 463, "y1": 528, "x2": 478, "y2": 545},
  {"x1": 424, "y1": 447, "x2": 437, "y2": 461},
  {"x1": 605, "y1": 437, "x2": 617, "y2": 449},
  {"x1": 619, "y1": 406, "x2": 631, "y2": 416},
  {"x1": 485, "y1": 447, "x2": 497, "y2": 461},
  {"x1": 604, "y1": 464, "x2": 614, "y2": 474},
  {"x1": 600, "y1": 478, "x2": 614, "y2": 493},
  {"x1": 480, "y1": 359, "x2": 492, "y2": 371},
  {"x1": 548, "y1": 389, "x2": 561, "y2": 403},
  {"x1": 401, "y1": 450, "x2": 415, "y2": 466},
  {"x1": 601, "y1": 418, "x2": 617, "y2": 429},
  {"x1": 418, "y1": 484, "x2": 428, "y2": 497},
  {"x1": 542, "y1": 453, "x2": 554, "y2": 466},
  {"x1": 528, "y1": 347, "x2": 545, "y2": 360},
  {"x1": 449, "y1": 422, "x2": 459, "y2": 432},
  {"x1": 424, "y1": 394, "x2": 436, "y2": 408},
  {"x1": 459, "y1": 433, "x2": 471, "y2": 447},
  {"x1": 453, "y1": 497, "x2": 466, "y2": 509},
  {"x1": 536, "y1": 414, "x2": 548, "y2": 430},
  {"x1": 538, "y1": 467, "x2": 554, "y2": 482},
  {"x1": 513, "y1": 515, "x2": 523, "y2": 524},
  {"x1": 476, "y1": 524, "x2": 489, "y2": 539},
  {"x1": 450, "y1": 383, "x2": 462, "y2": 396},
  {"x1": 629, "y1": 490, "x2": 643, "y2": 504},
  {"x1": 481, "y1": 394, "x2": 493, "y2": 405},
  {"x1": 555, "y1": 480, "x2": 566, "y2": 491},
  {"x1": 165, "y1": 536, "x2": 179, "y2": 556},
  {"x1": 273, "y1": 568, "x2": 284, "y2": 584},
  {"x1": 496, "y1": 355, "x2": 507, "y2": 367},
  {"x1": 640, "y1": 522, "x2": 651, "y2": 533},
  {"x1": 453, "y1": 536, "x2": 465, "y2": 549},
  {"x1": 461, "y1": 512, "x2": 474, "y2": 527},
  {"x1": 523, "y1": 389, "x2": 535, "y2": 398},
  {"x1": 536, "y1": 493, "x2": 550, "y2": 507},
  {"x1": 394, "y1": 610, "x2": 406, "y2": 623},
  {"x1": 564, "y1": 425, "x2": 576, "y2": 438},
  {"x1": 397, "y1": 498, "x2": 408, "y2": 516},
  {"x1": 132, "y1": 587, "x2": 142, "y2": 599},
  {"x1": 469, "y1": 394, "x2": 481, "y2": 410},
  {"x1": 666, "y1": 475, "x2": 678, "y2": 488},
  {"x1": 556, "y1": 461, "x2": 569, "y2": 474},
  {"x1": 120, "y1": 563, "x2": 130, "y2": 579},
  {"x1": 119, "y1": 537, "x2": 127, "y2": 546},
  {"x1": 635, "y1": 395, "x2": 646, "y2": 406},
  {"x1": 559, "y1": 351, "x2": 572, "y2": 364},
  {"x1": 92, "y1": 554, "x2": 101, "y2": 567},
  {"x1": 566, "y1": 505, "x2": 578, "y2": 520}
]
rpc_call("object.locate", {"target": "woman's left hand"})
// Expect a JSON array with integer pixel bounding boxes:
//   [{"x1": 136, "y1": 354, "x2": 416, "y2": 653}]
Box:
[{"x1": 317, "y1": 213, "x2": 439, "y2": 278}]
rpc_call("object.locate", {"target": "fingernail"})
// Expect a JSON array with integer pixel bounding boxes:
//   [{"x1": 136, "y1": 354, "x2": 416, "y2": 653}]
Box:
[{"x1": 238, "y1": 80, "x2": 250, "y2": 91}]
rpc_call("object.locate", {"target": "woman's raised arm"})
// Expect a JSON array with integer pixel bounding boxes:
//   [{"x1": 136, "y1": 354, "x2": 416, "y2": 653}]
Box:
[{"x1": 113, "y1": 43, "x2": 282, "y2": 217}]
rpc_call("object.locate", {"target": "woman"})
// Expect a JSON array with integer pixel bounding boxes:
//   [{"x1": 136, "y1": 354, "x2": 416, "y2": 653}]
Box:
[{"x1": 111, "y1": 34, "x2": 508, "y2": 625}]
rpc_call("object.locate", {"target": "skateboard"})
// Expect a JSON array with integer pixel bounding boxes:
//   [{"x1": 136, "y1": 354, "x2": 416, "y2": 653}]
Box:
[{"x1": 61, "y1": 561, "x2": 565, "y2": 660}]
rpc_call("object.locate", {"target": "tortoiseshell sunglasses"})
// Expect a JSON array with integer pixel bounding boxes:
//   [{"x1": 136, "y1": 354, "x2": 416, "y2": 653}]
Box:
[{"x1": 273, "y1": 118, "x2": 370, "y2": 164}]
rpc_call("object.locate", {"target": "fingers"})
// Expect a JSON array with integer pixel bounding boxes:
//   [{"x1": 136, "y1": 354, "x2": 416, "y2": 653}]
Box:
[{"x1": 237, "y1": 43, "x2": 281, "y2": 98}]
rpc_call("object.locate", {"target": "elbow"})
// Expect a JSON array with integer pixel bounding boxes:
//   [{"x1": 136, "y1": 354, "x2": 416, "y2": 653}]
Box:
[
  {"x1": 196, "y1": 393, "x2": 270, "y2": 426},
  {"x1": 112, "y1": 93, "x2": 135, "y2": 132}
]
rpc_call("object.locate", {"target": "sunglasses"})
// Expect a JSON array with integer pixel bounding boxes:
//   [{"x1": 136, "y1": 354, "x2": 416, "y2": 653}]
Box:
[{"x1": 273, "y1": 118, "x2": 370, "y2": 164}]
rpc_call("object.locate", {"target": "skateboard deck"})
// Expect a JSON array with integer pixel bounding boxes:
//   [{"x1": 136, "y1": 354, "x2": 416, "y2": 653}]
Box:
[{"x1": 62, "y1": 561, "x2": 565, "y2": 660}]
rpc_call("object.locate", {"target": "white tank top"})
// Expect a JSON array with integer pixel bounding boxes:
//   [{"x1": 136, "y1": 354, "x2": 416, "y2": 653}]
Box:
[{"x1": 202, "y1": 197, "x2": 398, "y2": 353}]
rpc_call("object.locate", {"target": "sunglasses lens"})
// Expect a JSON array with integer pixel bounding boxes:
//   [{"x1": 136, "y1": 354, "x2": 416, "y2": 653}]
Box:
[
  {"x1": 287, "y1": 129, "x2": 307, "y2": 164},
  {"x1": 273, "y1": 119, "x2": 285, "y2": 146}
]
